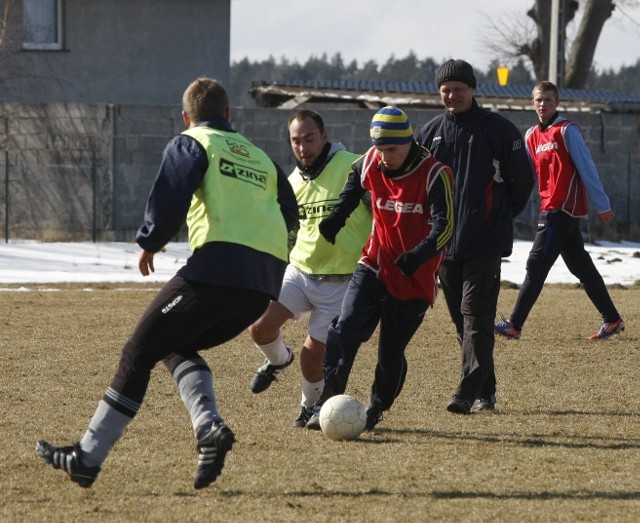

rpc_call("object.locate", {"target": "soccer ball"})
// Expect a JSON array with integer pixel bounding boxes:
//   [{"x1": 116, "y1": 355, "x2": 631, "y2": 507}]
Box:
[{"x1": 319, "y1": 394, "x2": 367, "y2": 441}]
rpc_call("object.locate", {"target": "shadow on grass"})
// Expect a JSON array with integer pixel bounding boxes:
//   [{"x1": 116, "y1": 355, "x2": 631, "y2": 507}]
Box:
[
  {"x1": 365, "y1": 426, "x2": 640, "y2": 450},
  {"x1": 545, "y1": 409, "x2": 639, "y2": 417},
  {"x1": 431, "y1": 490, "x2": 640, "y2": 500},
  {"x1": 216, "y1": 488, "x2": 640, "y2": 501}
]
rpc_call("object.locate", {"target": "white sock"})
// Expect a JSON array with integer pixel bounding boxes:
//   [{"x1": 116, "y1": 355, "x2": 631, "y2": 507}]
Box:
[
  {"x1": 301, "y1": 377, "x2": 324, "y2": 407},
  {"x1": 80, "y1": 389, "x2": 139, "y2": 467},
  {"x1": 256, "y1": 329, "x2": 290, "y2": 366},
  {"x1": 171, "y1": 358, "x2": 221, "y2": 439}
]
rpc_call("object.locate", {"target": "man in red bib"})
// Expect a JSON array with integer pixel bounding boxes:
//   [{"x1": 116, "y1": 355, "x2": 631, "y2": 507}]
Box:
[
  {"x1": 305, "y1": 106, "x2": 454, "y2": 431},
  {"x1": 495, "y1": 81, "x2": 624, "y2": 341}
]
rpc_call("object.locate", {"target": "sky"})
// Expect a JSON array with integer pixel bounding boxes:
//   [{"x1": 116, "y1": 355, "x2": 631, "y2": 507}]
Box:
[
  {"x1": 230, "y1": 0, "x2": 640, "y2": 73},
  {"x1": 0, "y1": 240, "x2": 638, "y2": 286}
]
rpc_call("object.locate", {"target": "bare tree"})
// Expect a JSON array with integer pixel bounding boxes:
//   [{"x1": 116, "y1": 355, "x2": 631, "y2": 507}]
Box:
[
  {"x1": 481, "y1": 0, "x2": 637, "y2": 88},
  {"x1": 523, "y1": 0, "x2": 581, "y2": 84},
  {"x1": 564, "y1": 0, "x2": 616, "y2": 87}
]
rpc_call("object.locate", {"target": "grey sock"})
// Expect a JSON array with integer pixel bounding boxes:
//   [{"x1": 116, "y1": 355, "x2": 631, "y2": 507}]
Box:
[
  {"x1": 172, "y1": 358, "x2": 221, "y2": 439},
  {"x1": 80, "y1": 390, "x2": 138, "y2": 467}
]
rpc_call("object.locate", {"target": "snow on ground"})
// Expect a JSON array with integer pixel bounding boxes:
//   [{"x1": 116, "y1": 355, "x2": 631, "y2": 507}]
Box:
[
  {"x1": 501, "y1": 240, "x2": 640, "y2": 286},
  {"x1": 0, "y1": 239, "x2": 638, "y2": 287},
  {"x1": 0, "y1": 241, "x2": 191, "y2": 286}
]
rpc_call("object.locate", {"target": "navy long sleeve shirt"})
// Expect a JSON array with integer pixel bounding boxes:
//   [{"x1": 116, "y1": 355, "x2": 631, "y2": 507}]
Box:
[{"x1": 136, "y1": 116, "x2": 298, "y2": 299}]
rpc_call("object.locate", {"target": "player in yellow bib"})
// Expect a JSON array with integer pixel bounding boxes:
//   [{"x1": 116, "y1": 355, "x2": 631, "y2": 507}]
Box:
[
  {"x1": 35, "y1": 78, "x2": 298, "y2": 490},
  {"x1": 248, "y1": 110, "x2": 372, "y2": 428}
]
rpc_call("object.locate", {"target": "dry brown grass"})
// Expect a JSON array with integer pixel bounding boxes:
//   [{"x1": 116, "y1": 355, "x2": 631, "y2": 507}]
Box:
[{"x1": 1, "y1": 283, "x2": 639, "y2": 522}]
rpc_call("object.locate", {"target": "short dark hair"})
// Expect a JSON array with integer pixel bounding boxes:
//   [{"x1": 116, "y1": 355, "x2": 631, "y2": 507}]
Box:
[
  {"x1": 182, "y1": 77, "x2": 229, "y2": 123},
  {"x1": 532, "y1": 80, "x2": 559, "y2": 99},
  {"x1": 287, "y1": 109, "x2": 325, "y2": 134}
]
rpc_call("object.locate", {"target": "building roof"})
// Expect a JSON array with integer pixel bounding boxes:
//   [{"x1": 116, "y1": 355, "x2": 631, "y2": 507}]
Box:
[{"x1": 250, "y1": 80, "x2": 640, "y2": 113}]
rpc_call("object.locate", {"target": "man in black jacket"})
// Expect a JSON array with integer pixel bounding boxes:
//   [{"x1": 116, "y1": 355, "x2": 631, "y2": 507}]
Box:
[{"x1": 418, "y1": 59, "x2": 534, "y2": 415}]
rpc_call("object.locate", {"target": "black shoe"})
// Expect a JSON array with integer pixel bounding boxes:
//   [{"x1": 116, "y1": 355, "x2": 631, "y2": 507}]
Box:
[
  {"x1": 35, "y1": 440, "x2": 100, "y2": 488},
  {"x1": 194, "y1": 422, "x2": 235, "y2": 489},
  {"x1": 250, "y1": 348, "x2": 294, "y2": 393},
  {"x1": 305, "y1": 404, "x2": 322, "y2": 430},
  {"x1": 446, "y1": 396, "x2": 472, "y2": 415},
  {"x1": 365, "y1": 406, "x2": 383, "y2": 431},
  {"x1": 471, "y1": 395, "x2": 496, "y2": 413},
  {"x1": 293, "y1": 405, "x2": 314, "y2": 428}
]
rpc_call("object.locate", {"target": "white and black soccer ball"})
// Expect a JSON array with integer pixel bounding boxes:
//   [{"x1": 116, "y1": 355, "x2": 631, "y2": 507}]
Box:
[{"x1": 319, "y1": 394, "x2": 366, "y2": 441}]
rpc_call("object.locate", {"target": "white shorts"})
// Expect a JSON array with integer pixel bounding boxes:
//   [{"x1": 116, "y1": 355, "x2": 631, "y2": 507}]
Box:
[{"x1": 278, "y1": 264, "x2": 352, "y2": 344}]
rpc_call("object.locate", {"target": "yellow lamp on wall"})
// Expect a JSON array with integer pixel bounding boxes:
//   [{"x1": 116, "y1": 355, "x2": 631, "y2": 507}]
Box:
[{"x1": 497, "y1": 67, "x2": 510, "y2": 86}]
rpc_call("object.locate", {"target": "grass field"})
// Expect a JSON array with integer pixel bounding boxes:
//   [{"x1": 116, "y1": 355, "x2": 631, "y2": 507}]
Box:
[{"x1": 1, "y1": 283, "x2": 638, "y2": 522}]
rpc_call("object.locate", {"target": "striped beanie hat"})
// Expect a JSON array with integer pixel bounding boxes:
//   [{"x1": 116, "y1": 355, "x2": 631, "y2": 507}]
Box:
[{"x1": 370, "y1": 106, "x2": 413, "y2": 146}]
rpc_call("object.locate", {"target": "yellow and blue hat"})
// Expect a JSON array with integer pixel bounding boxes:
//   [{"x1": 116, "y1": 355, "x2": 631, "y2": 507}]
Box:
[{"x1": 370, "y1": 106, "x2": 413, "y2": 146}]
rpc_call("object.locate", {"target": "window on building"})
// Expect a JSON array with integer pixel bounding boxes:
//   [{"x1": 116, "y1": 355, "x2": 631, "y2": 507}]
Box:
[{"x1": 22, "y1": 0, "x2": 63, "y2": 50}]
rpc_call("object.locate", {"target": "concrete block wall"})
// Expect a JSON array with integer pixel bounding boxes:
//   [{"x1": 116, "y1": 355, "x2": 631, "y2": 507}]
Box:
[
  {"x1": 1, "y1": 103, "x2": 638, "y2": 242},
  {"x1": 0, "y1": 103, "x2": 114, "y2": 240},
  {"x1": 111, "y1": 104, "x2": 184, "y2": 240}
]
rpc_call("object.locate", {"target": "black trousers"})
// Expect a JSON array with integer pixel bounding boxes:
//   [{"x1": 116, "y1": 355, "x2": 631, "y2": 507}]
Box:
[
  {"x1": 439, "y1": 254, "x2": 501, "y2": 402},
  {"x1": 319, "y1": 265, "x2": 428, "y2": 412},
  {"x1": 510, "y1": 210, "x2": 620, "y2": 329},
  {"x1": 110, "y1": 275, "x2": 270, "y2": 404}
]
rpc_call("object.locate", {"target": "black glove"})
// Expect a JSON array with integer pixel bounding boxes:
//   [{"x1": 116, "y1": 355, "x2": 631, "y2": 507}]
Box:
[
  {"x1": 319, "y1": 214, "x2": 346, "y2": 245},
  {"x1": 395, "y1": 251, "x2": 420, "y2": 276}
]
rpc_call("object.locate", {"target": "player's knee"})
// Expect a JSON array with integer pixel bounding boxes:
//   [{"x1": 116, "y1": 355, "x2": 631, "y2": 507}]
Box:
[{"x1": 248, "y1": 320, "x2": 278, "y2": 344}]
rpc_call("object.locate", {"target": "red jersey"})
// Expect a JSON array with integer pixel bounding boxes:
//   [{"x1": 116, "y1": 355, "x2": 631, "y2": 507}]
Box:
[
  {"x1": 358, "y1": 146, "x2": 452, "y2": 303},
  {"x1": 525, "y1": 117, "x2": 589, "y2": 217}
]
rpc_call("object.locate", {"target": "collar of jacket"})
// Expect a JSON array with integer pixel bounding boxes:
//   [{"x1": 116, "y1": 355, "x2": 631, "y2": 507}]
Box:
[
  {"x1": 197, "y1": 116, "x2": 235, "y2": 133},
  {"x1": 297, "y1": 142, "x2": 348, "y2": 181},
  {"x1": 539, "y1": 111, "x2": 560, "y2": 131}
]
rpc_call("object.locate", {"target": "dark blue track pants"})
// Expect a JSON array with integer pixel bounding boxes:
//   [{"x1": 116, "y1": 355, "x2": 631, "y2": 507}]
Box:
[
  {"x1": 319, "y1": 265, "x2": 429, "y2": 412},
  {"x1": 510, "y1": 210, "x2": 620, "y2": 330}
]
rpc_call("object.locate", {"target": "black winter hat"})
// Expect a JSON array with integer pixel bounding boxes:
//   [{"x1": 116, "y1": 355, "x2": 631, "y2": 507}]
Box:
[{"x1": 435, "y1": 59, "x2": 477, "y2": 89}]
